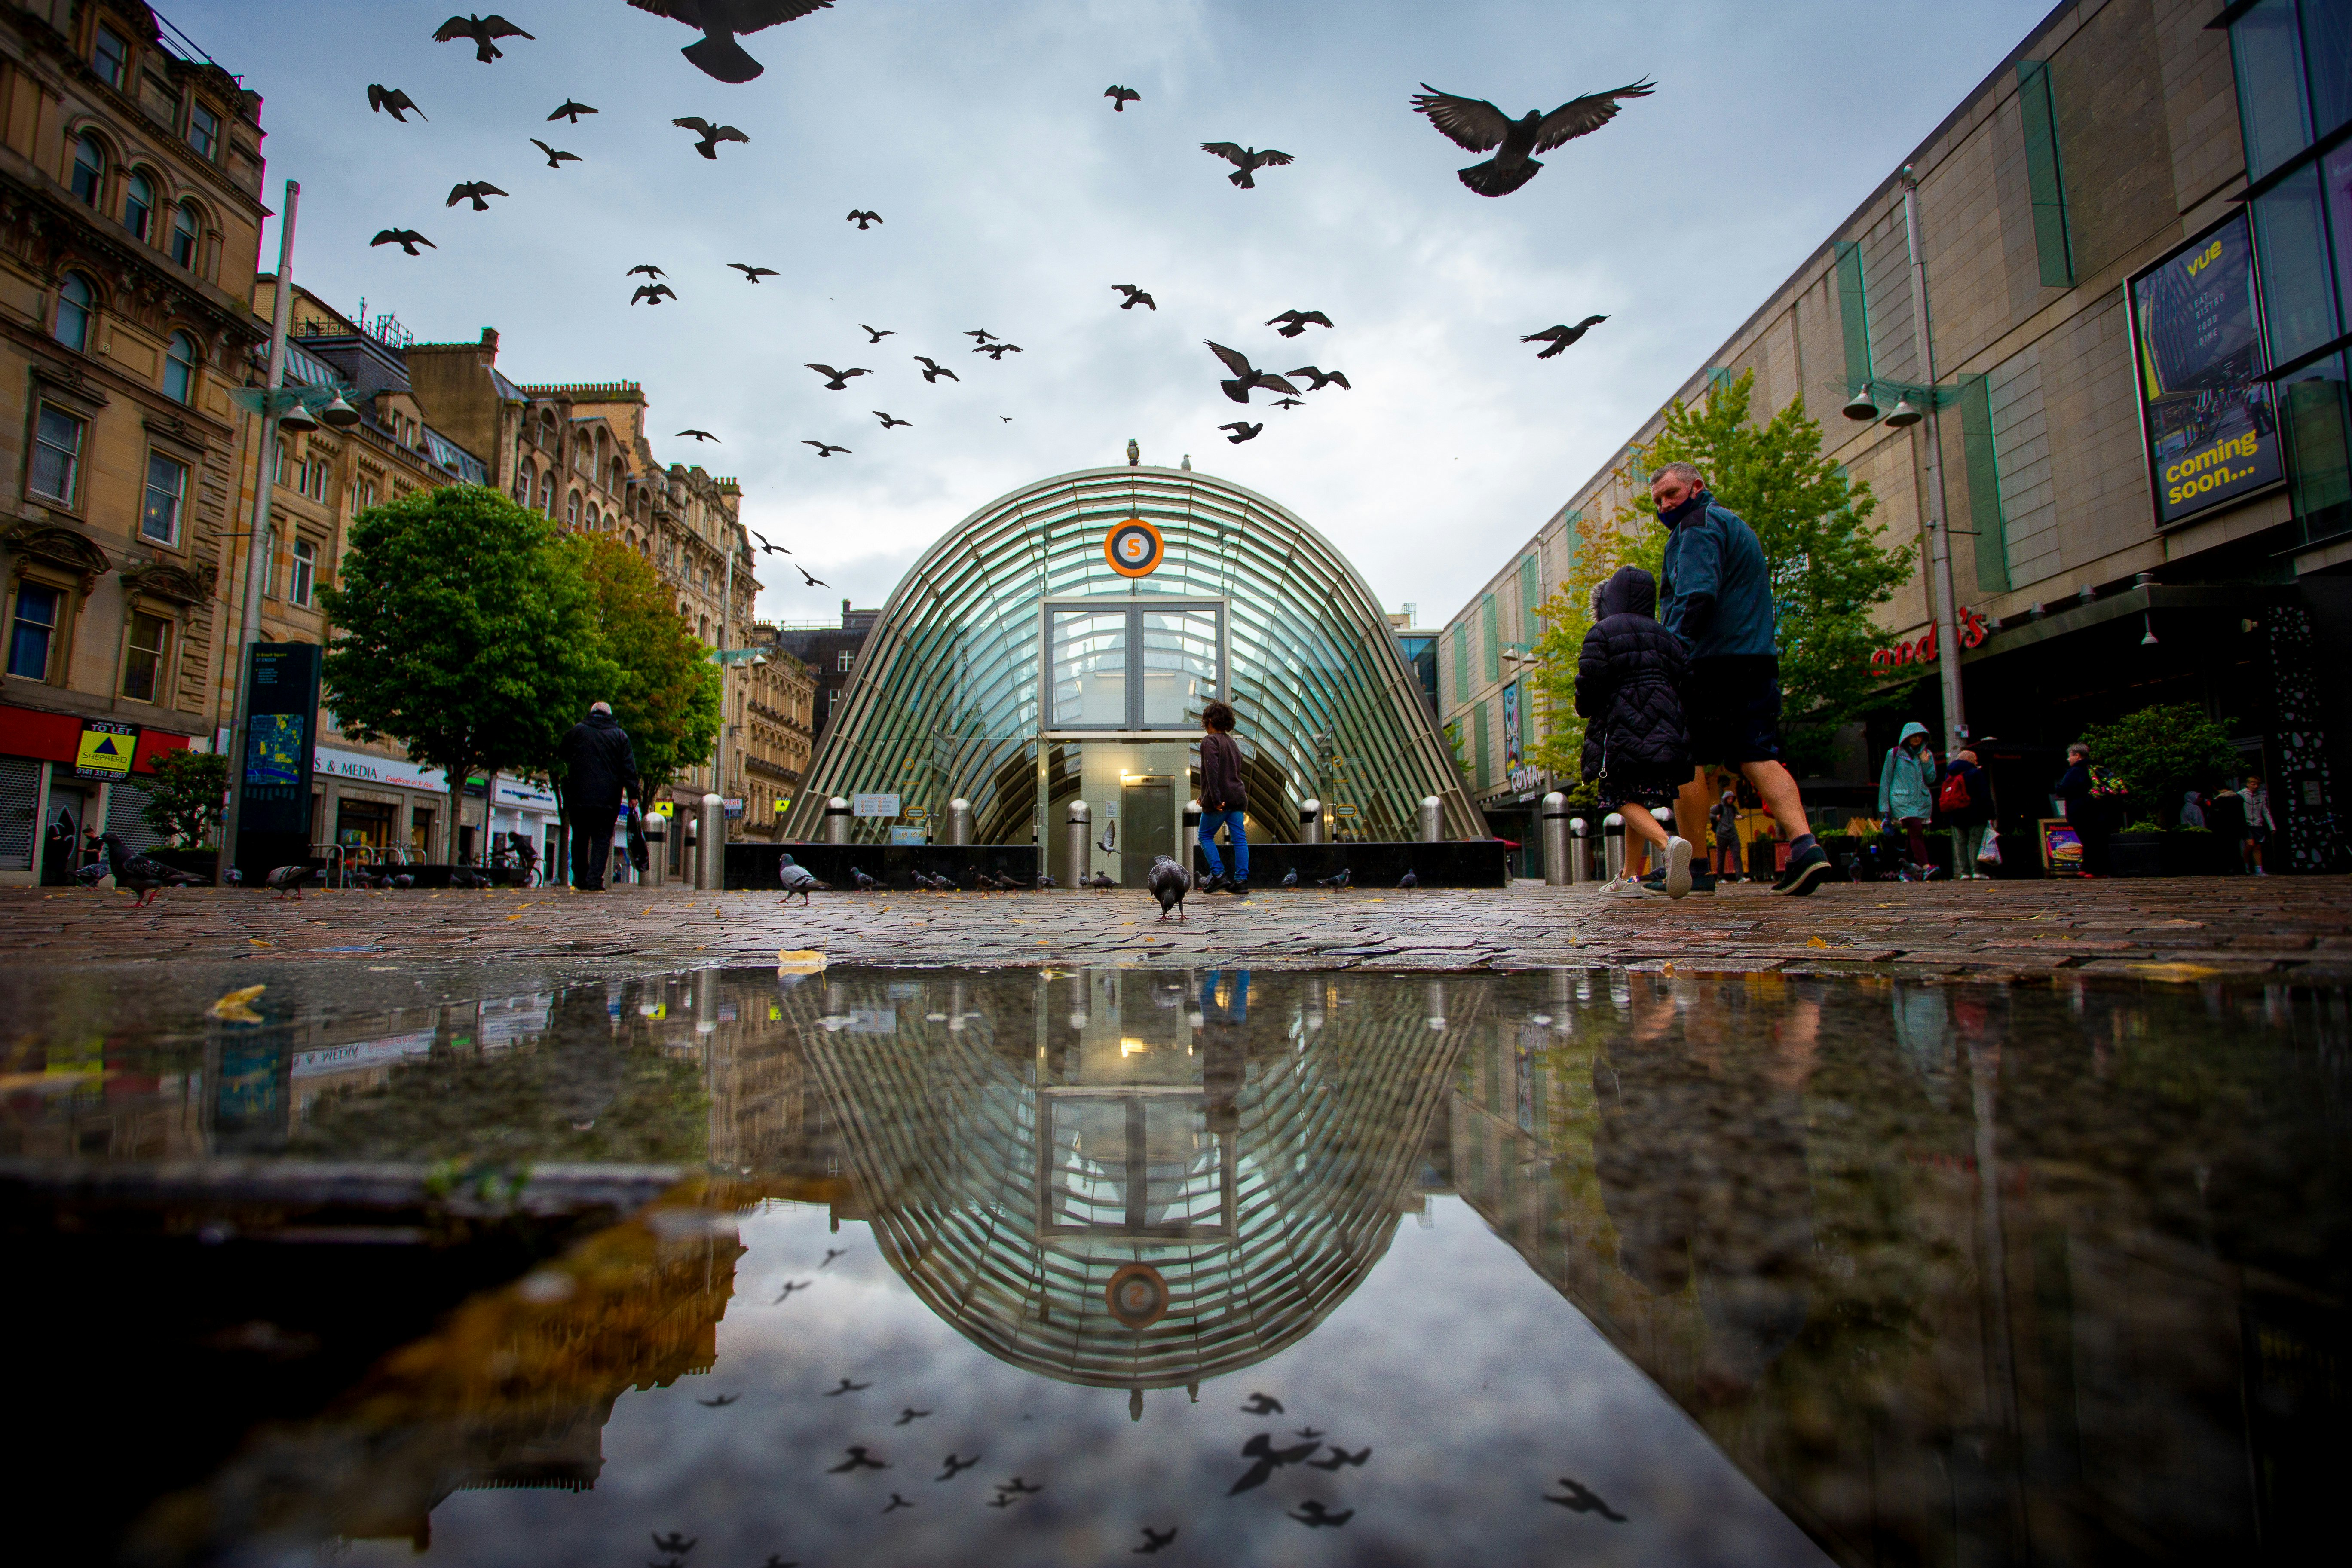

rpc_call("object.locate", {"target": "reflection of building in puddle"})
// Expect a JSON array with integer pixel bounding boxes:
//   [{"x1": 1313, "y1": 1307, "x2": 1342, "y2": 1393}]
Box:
[
  {"x1": 1451, "y1": 969, "x2": 2352, "y2": 1565},
  {"x1": 798, "y1": 968, "x2": 1479, "y2": 1407}
]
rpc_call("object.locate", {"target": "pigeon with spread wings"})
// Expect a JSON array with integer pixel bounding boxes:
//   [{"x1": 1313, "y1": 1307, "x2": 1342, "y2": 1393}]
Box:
[
  {"x1": 367, "y1": 85, "x2": 425, "y2": 122},
  {"x1": 1105, "y1": 85, "x2": 1140, "y2": 111},
  {"x1": 805, "y1": 364, "x2": 869, "y2": 390},
  {"x1": 372, "y1": 229, "x2": 435, "y2": 255},
  {"x1": 631, "y1": 282, "x2": 677, "y2": 305},
  {"x1": 673, "y1": 116, "x2": 750, "y2": 159},
  {"x1": 1201, "y1": 143, "x2": 1292, "y2": 188},
  {"x1": 1111, "y1": 284, "x2": 1156, "y2": 311},
  {"x1": 1523, "y1": 315, "x2": 1608, "y2": 357},
  {"x1": 1411, "y1": 79, "x2": 1656, "y2": 196},
  {"x1": 1204, "y1": 341, "x2": 1298, "y2": 404},
  {"x1": 677, "y1": 428, "x2": 720, "y2": 442},
  {"x1": 628, "y1": 1, "x2": 836, "y2": 85},
  {"x1": 730, "y1": 263, "x2": 778, "y2": 282},
  {"x1": 801, "y1": 442, "x2": 848, "y2": 459},
  {"x1": 549, "y1": 99, "x2": 597, "y2": 123},
  {"x1": 796, "y1": 564, "x2": 830, "y2": 585},
  {"x1": 1220, "y1": 421, "x2": 1262, "y2": 444},
  {"x1": 530, "y1": 139, "x2": 581, "y2": 169},
  {"x1": 974, "y1": 341, "x2": 1021, "y2": 360},
  {"x1": 913, "y1": 356, "x2": 959, "y2": 383},
  {"x1": 1288, "y1": 366, "x2": 1350, "y2": 391},
  {"x1": 433, "y1": 14, "x2": 533, "y2": 63},
  {"x1": 750, "y1": 529, "x2": 791, "y2": 555},
  {"x1": 1267, "y1": 309, "x2": 1332, "y2": 338},
  {"x1": 447, "y1": 181, "x2": 508, "y2": 211},
  {"x1": 846, "y1": 210, "x2": 882, "y2": 229}
]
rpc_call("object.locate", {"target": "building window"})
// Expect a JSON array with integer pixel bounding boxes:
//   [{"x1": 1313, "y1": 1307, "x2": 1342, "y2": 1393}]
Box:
[
  {"x1": 121, "y1": 610, "x2": 170, "y2": 702},
  {"x1": 70, "y1": 132, "x2": 103, "y2": 205},
  {"x1": 1480, "y1": 593, "x2": 1500, "y2": 682},
  {"x1": 273, "y1": 437, "x2": 291, "y2": 488},
  {"x1": 356, "y1": 480, "x2": 377, "y2": 514},
  {"x1": 141, "y1": 452, "x2": 187, "y2": 545},
  {"x1": 123, "y1": 170, "x2": 153, "y2": 240},
  {"x1": 7, "y1": 582, "x2": 62, "y2": 680},
  {"x1": 513, "y1": 468, "x2": 530, "y2": 504},
  {"x1": 163, "y1": 330, "x2": 197, "y2": 403},
  {"x1": 308, "y1": 454, "x2": 330, "y2": 503},
  {"x1": 2015, "y1": 61, "x2": 2074, "y2": 288},
  {"x1": 2252, "y1": 160, "x2": 2342, "y2": 367},
  {"x1": 566, "y1": 490, "x2": 581, "y2": 527},
  {"x1": 290, "y1": 537, "x2": 316, "y2": 607},
  {"x1": 53, "y1": 272, "x2": 93, "y2": 351},
  {"x1": 539, "y1": 472, "x2": 554, "y2": 512},
  {"x1": 171, "y1": 202, "x2": 199, "y2": 267},
  {"x1": 837, "y1": 649, "x2": 855, "y2": 672},
  {"x1": 586, "y1": 502, "x2": 600, "y2": 530},
  {"x1": 187, "y1": 102, "x2": 219, "y2": 160},
  {"x1": 91, "y1": 23, "x2": 128, "y2": 88},
  {"x1": 30, "y1": 405, "x2": 85, "y2": 503}
]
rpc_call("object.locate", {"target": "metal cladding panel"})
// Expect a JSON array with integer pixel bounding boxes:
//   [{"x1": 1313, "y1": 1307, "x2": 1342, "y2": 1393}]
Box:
[{"x1": 783, "y1": 467, "x2": 1482, "y2": 842}]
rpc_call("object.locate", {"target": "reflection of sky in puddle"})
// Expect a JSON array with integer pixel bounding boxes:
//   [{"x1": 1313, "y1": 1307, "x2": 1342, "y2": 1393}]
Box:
[{"x1": 369, "y1": 1196, "x2": 1823, "y2": 1568}]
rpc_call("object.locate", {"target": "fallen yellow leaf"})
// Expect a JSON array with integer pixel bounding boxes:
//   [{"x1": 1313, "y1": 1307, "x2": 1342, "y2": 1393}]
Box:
[
  {"x1": 506, "y1": 913, "x2": 523, "y2": 921},
  {"x1": 1807, "y1": 936, "x2": 1829, "y2": 949},
  {"x1": 2123, "y1": 962, "x2": 2227, "y2": 983},
  {"x1": 777, "y1": 949, "x2": 827, "y2": 973},
  {"x1": 208, "y1": 984, "x2": 266, "y2": 1022},
  {"x1": 247, "y1": 938, "x2": 271, "y2": 947}
]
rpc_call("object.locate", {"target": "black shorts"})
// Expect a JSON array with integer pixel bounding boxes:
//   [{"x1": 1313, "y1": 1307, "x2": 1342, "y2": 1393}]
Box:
[
  {"x1": 1686, "y1": 655, "x2": 1783, "y2": 768},
  {"x1": 1598, "y1": 769, "x2": 1685, "y2": 814}
]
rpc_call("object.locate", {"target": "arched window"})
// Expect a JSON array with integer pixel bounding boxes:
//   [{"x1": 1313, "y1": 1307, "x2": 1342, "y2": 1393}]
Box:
[
  {"x1": 512, "y1": 466, "x2": 530, "y2": 505},
  {"x1": 585, "y1": 502, "x2": 600, "y2": 530},
  {"x1": 565, "y1": 490, "x2": 581, "y2": 527},
  {"x1": 123, "y1": 171, "x2": 153, "y2": 240},
  {"x1": 537, "y1": 472, "x2": 554, "y2": 513},
  {"x1": 162, "y1": 330, "x2": 198, "y2": 403},
  {"x1": 170, "y1": 202, "x2": 200, "y2": 267},
  {"x1": 70, "y1": 133, "x2": 103, "y2": 205},
  {"x1": 53, "y1": 272, "x2": 93, "y2": 352}
]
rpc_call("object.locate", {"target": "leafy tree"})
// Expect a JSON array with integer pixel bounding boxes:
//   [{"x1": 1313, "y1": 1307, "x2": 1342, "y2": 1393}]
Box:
[
  {"x1": 563, "y1": 533, "x2": 721, "y2": 802},
  {"x1": 139, "y1": 749, "x2": 227, "y2": 847},
  {"x1": 1528, "y1": 372, "x2": 1914, "y2": 777},
  {"x1": 2082, "y1": 703, "x2": 2238, "y2": 820},
  {"x1": 320, "y1": 486, "x2": 606, "y2": 862}
]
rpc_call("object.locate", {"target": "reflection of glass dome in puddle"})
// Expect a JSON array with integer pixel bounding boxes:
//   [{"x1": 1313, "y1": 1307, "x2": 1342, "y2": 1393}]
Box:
[{"x1": 802, "y1": 969, "x2": 1477, "y2": 1396}]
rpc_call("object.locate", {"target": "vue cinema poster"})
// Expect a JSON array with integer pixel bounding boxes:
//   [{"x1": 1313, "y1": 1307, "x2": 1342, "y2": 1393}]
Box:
[{"x1": 2129, "y1": 213, "x2": 2283, "y2": 526}]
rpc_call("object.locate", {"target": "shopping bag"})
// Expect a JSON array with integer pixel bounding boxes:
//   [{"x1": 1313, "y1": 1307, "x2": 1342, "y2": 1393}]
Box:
[{"x1": 1977, "y1": 832, "x2": 2003, "y2": 867}]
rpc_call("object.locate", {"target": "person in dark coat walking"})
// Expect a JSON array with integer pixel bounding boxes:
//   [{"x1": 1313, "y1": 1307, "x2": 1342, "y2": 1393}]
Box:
[
  {"x1": 1196, "y1": 700, "x2": 1250, "y2": 893},
  {"x1": 556, "y1": 701, "x2": 641, "y2": 891},
  {"x1": 2055, "y1": 741, "x2": 2109, "y2": 877},
  {"x1": 1576, "y1": 565, "x2": 1695, "y2": 897},
  {"x1": 1941, "y1": 745, "x2": 1995, "y2": 877}
]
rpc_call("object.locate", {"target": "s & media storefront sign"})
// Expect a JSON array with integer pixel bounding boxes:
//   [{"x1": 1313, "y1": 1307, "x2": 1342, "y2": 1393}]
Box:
[
  {"x1": 312, "y1": 744, "x2": 445, "y2": 794},
  {"x1": 76, "y1": 719, "x2": 138, "y2": 779},
  {"x1": 2128, "y1": 214, "x2": 2283, "y2": 527}
]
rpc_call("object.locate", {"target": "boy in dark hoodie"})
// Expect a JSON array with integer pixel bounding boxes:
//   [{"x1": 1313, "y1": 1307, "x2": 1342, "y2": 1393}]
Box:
[{"x1": 1576, "y1": 565, "x2": 1696, "y2": 898}]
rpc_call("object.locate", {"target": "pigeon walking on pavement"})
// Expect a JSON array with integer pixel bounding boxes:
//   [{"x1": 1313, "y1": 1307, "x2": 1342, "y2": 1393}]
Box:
[
  {"x1": 91, "y1": 833, "x2": 204, "y2": 907},
  {"x1": 1148, "y1": 856, "x2": 1191, "y2": 922},
  {"x1": 779, "y1": 854, "x2": 830, "y2": 905}
]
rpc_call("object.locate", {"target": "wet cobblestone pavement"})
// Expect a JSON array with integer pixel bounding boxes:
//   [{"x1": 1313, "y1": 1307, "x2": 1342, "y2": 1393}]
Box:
[{"x1": 11, "y1": 876, "x2": 2352, "y2": 983}]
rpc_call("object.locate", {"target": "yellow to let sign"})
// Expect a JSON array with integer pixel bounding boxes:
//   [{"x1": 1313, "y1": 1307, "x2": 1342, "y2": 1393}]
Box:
[{"x1": 76, "y1": 720, "x2": 138, "y2": 779}]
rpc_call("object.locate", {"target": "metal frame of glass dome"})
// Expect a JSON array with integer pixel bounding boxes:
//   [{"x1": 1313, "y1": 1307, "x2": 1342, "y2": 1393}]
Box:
[{"x1": 779, "y1": 464, "x2": 1483, "y2": 848}]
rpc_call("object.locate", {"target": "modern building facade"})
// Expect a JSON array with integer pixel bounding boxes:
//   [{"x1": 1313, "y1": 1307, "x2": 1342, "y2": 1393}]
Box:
[
  {"x1": 1441, "y1": 0, "x2": 2352, "y2": 868},
  {"x1": 781, "y1": 460, "x2": 1478, "y2": 881},
  {"x1": 0, "y1": 0, "x2": 264, "y2": 882}
]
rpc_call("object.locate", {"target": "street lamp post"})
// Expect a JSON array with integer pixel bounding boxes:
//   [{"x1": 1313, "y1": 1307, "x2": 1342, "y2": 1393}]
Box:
[
  {"x1": 215, "y1": 179, "x2": 300, "y2": 888},
  {"x1": 1899, "y1": 165, "x2": 1970, "y2": 753}
]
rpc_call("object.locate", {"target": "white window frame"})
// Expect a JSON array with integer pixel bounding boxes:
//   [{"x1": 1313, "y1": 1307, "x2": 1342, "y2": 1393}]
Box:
[
  {"x1": 30, "y1": 404, "x2": 86, "y2": 504},
  {"x1": 121, "y1": 608, "x2": 171, "y2": 702},
  {"x1": 289, "y1": 537, "x2": 316, "y2": 607},
  {"x1": 141, "y1": 450, "x2": 187, "y2": 546}
]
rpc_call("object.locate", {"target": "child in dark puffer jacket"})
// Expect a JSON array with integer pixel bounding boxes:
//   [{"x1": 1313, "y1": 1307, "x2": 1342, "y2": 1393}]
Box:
[{"x1": 1575, "y1": 565, "x2": 1696, "y2": 899}]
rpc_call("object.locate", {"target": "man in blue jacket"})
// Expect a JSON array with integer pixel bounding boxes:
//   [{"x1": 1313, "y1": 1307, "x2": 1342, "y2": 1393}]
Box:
[{"x1": 1651, "y1": 462, "x2": 1832, "y2": 896}]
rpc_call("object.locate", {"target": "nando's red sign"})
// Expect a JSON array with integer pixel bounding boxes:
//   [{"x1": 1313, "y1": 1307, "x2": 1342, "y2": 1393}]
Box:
[{"x1": 1871, "y1": 607, "x2": 1989, "y2": 673}]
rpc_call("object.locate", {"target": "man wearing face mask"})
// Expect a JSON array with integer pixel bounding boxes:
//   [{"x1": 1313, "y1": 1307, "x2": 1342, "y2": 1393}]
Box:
[{"x1": 1651, "y1": 462, "x2": 1832, "y2": 896}]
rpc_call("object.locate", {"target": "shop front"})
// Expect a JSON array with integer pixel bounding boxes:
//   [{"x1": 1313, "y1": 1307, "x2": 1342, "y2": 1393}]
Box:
[{"x1": 0, "y1": 702, "x2": 195, "y2": 885}]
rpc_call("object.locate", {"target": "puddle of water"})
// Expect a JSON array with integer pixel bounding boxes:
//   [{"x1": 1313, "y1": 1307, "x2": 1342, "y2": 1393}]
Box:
[{"x1": 2, "y1": 964, "x2": 2345, "y2": 1565}]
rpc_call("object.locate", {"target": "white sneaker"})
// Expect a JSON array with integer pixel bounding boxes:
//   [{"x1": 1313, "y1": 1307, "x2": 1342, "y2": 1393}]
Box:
[
  {"x1": 1663, "y1": 836, "x2": 1693, "y2": 898},
  {"x1": 1604, "y1": 874, "x2": 1647, "y2": 898}
]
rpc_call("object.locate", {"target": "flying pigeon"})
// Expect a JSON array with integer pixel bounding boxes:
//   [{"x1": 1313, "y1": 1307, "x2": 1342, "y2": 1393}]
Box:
[
  {"x1": 371, "y1": 229, "x2": 435, "y2": 255},
  {"x1": 1220, "y1": 421, "x2": 1262, "y2": 443},
  {"x1": 1111, "y1": 284, "x2": 1156, "y2": 310},
  {"x1": 913, "y1": 356, "x2": 959, "y2": 383},
  {"x1": 873, "y1": 410, "x2": 910, "y2": 428},
  {"x1": 974, "y1": 341, "x2": 1021, "y2": 359},
  {"x1": 367, "y1": 84, "x2": 425, "y2": 122},
  {"x1": 796, "y1": 564, "x2": 830, "y2": 585},
  {"x1": 1288, "y1": 1501, "x2": 1353, "y2": 1529},
  {"x1": 677, "y1": 428, "x2": 719, "y2": 441},
  {"x1": 1266, "y1": 309, "x2": 1332, "y2": 338},
  {"x1": 530, "y1": 138, "x2": 581, "y2": 168},
  {"x1": 433, "y1": 13, "x2": 533, "y2": 63},
  {"x1": 750, "y1": 528, "x2": 791, "y2": 554},
  {"x1": 548, "y1": 99, "x2": 598, "y2": 122},
  {"x1": 1288, "y1": 366, "x2": 1351, "y2": 391},
  {"x1": 1148, "y1": 856, "x2": 1191, "y2": 921},
  {"x1": 801, "y1": 441, "x2": 848, "y2": 458},
  {"x1": 730, "y1": 263, "x2": 779, "y2": 282},
  {"x1": 651, "y1": 1534, "x2": 697, "y2": 1556},
  {"x1": 806, "y1": 363, "x2": 870, "y2": 389},
  {"x1": 1204, "y1": 340, "x2": 1298, "y2": 404},
  {"x1": 1411, "y1": 79, "x2": 1658, "y2": 196},
  {"x1": 1523, "y1": 315, "x2": 1609, "y2": 357},
  {"x1": 858, "y1": 324, "x2": 895, "y2": 343},
  {"x1": 632, "y1": 283, "x2": 678, "y2": 305},
  {"x1": 1105, "y1": 85, "x2": 1140, "y2": 111},
  {"x1": 1134, "y1": 1527, "x2": 1177, "y2": 1554},
  {"x1": 629, "y1": 0, "x2": 836, "y2": 85},
  {"x1": 779, "y1": 854, "x2": 830, "y2": 904},
  {"x1": 446, "y1": 181, "x2": 508, "y2": 210},
  {"x1": 673, "y1": 116, "x2": 750, "y2": 159},
  {"x1": 965, "y1": 329, "x2": 1002, "y2": 344},
  {"x1": 846, "y1": 209, "x2": 882, "y2": 228},
  {"x1": 1200, "y1": 142, "x2": 1294, "y2": 188},
  {"x1": 628, "y1": 263, "x2": 666, "y2": 278},
  {"x1": 1272, "y1": 397, "x2": 1303, "y2": 409},
  {"x1": 90, "y1": 833, "x2": 202, "y2": 907}
]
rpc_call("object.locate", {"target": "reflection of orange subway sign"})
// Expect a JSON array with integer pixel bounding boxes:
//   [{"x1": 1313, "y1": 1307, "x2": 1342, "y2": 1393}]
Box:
[
  {"x1": 1870, "y1": 607, "x2": 1988, "y2": 673},
  {"x1": 1104, "y1": 518, "x2": 1163, "y2": 578}
]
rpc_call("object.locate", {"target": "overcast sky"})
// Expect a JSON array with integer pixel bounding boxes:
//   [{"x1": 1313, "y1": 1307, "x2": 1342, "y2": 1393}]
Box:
[{"x1": 182, "y1": 0, "x2": 2050, "y2": 631}]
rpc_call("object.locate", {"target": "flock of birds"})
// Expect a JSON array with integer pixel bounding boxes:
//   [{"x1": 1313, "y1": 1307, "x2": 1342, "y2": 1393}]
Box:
[{"x1": 351, "y1": 10, "x2": 1657, "y2": 582}]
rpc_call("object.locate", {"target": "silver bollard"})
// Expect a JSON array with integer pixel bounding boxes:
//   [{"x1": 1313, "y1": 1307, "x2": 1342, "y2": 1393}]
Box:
[
  {"x1": 1569, "y1": 818, "x2": 1591, "y2": 885},
  {"x1": 1183, "y1": 799, "x2": 1201, "y2": 870},
  {"x1": 642, "y1": 808, "x2": 668, "y2": 887},
  {"x1": 944, "y1": 796, "x2": 973, "y2": 846},
  {"x1": 823, "y1": 796, "x2": 852, "y2": 845},
  {"x1": 1603, "y1": 812, "x2": 1626, "y2": 881},
  {"x1": 1418, "y1": 795, "x2": 1443, "y2": 842},
  {"x1": 696, "y1": 793, "x2": 724, "y2": 890},
  {"x1": 1064, "y1": 799, "x2": 1092, "y2": 888},
  {"x1": 1299, "y1": 797, "x2": 1323, "y2": 845},
  {"x1": 1540, "y1": 791, "x2": 1571, "y2": 886}
]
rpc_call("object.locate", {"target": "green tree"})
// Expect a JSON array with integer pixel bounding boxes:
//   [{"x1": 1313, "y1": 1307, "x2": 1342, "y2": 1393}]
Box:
[
  {"x1": 1528, "y1": 372, "x2": 1914, "y2": 778},
  {"x1": 2082, "y1": 703, "x2": 2238, "y2": 820},
  {"x1": 139, "y1": 749, "x2": 227, "y2": 847},
  {"x1": 563, "y1": 533, "x2": 721, "y2": 803},
  {"x1": 320, "y1": 486, "x2": 606, "y2": 863}
]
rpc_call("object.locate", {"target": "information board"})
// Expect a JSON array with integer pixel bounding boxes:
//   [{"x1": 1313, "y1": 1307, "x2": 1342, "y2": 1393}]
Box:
[
  {"x1": 2128, "y1": 214, "x2": 2283, "y2": 527},
  {"x1": 852, "y1": 792, "x2": 901, "y2": 818}
]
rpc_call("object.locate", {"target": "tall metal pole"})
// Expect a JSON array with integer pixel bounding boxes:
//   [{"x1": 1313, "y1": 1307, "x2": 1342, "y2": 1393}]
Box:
[
  {"x1": 1901, "y1": 165, "x2": 1969, "y2": 752},
  {"x1": 216, "y1": 180, "x2": 299, "y2": 887}
]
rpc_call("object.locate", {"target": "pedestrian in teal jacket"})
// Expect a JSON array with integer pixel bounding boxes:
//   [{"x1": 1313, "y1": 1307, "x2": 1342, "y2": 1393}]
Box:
[{"x1": 1877, "y1": 721, "x2": 1940, "y2": 875}]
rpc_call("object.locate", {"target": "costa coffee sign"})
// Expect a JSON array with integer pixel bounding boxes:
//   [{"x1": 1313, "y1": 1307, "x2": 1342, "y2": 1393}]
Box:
[{"x1": 1871, "y1": 607, "x2": 1989, "y2": 673}]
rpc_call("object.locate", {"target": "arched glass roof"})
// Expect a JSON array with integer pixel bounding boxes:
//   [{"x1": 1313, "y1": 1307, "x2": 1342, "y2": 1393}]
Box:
[{"x1": 781, "y1": 464, "x2": 1482, "y2": 843}]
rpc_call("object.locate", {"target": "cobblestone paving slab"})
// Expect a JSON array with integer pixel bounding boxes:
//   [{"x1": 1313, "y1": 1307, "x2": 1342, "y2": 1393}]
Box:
[{"x1": 10, "y1": 876, "x2": 2352, "y2": 983}]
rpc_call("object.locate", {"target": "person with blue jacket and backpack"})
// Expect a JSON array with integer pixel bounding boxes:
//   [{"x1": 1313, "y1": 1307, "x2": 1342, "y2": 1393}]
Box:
[{"x1": 1878, "y1": 721, "x2": 1940, "y2": 877}]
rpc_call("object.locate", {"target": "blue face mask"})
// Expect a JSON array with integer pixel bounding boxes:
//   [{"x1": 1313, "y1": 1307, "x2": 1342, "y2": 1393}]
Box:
[{"x1": 1658, "y1": 490, "x2": 1705, "y2": 526}]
